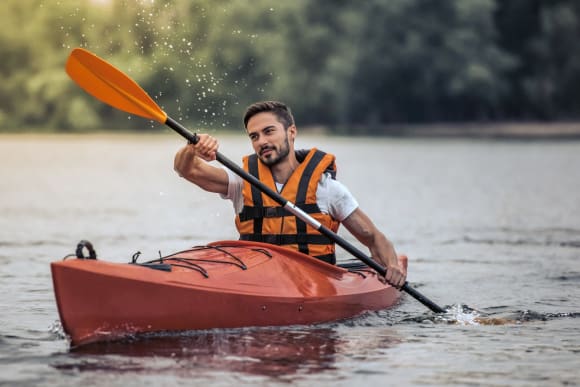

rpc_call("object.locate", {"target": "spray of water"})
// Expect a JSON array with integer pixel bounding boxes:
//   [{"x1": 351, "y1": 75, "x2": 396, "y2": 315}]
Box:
[
  {"x1": 401, "y1": 304, "x2": 520, "y2": 326},
  {"x1": 49, "y1": 320, "x2": 66, "y2": 339},
  {"x1": 439, "y1": 304, "x2": 483, "y2": 325},
  {"x1": 430, "y1": 304, "x2": 572, "y2": 326},
  {"x1": 57, "y1": 0, "x2": 275, "y2": 130}
]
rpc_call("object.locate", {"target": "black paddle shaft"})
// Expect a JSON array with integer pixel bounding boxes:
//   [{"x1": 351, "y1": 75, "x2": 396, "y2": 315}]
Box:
[{"x1": 166, "y1": 117, "x2": 446, "y2": 314}]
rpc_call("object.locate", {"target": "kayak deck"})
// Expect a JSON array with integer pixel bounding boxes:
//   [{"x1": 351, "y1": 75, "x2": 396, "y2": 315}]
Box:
[{"x1": 51, "y1": 240, "x2": 406, "y2": 346}]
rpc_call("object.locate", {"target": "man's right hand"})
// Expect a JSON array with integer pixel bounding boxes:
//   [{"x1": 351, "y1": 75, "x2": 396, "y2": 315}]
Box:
[
  {"x1": 173, "y1": 134, "x2": 229, "y2": 195},
  {"x1": 174, "y1": 134, "x2": 218, "y2": 176},
  {"x1": 191, "y1": 133, "x2": 219, "y2": 161}
]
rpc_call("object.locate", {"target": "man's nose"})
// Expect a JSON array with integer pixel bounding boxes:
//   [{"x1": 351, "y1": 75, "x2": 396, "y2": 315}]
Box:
[{"x1": 256, "y1": 136, "x2": 268, "y2": 148}]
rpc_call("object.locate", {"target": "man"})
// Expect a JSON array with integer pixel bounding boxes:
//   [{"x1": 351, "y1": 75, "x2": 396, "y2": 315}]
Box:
[{"x1": 174, "y1": 101, "x2": 406, "y2": 288}]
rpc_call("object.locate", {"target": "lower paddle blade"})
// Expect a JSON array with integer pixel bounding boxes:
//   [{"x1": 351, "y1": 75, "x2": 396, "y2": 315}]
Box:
[{"x1": 65, "y1": 48, "x2": 167, "y2": 124}]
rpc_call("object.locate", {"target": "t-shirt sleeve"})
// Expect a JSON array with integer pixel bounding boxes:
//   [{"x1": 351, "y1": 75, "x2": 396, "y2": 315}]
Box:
[
  {"x1": 317, "y1": 173, "x2": 359, "y2": 222},
  {"x1": 219, "y1": 167, "x2": 244, "y2": 214}
]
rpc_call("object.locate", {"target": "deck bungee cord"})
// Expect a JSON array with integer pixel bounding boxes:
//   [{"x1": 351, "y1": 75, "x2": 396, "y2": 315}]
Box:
[{"x1": 66, "y1": 239, "x2": 372, "y2": 278}]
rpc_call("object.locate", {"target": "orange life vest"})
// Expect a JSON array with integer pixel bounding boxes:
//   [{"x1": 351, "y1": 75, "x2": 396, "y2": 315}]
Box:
[{"x1": 235, "y1": 148, "x2": 340, "y2": 264}]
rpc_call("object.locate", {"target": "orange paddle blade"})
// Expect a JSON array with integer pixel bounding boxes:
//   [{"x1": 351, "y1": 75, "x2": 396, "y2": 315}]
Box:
[{"x1": 65, "y1": 48, "x2": 167, "y2": 124}]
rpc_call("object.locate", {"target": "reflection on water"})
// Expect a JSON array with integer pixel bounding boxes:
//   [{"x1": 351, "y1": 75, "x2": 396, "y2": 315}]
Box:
[
  {"x1": 51, "y1": 326, "x2": 401, "y2": 380},
  {"x1": 48, "y1": 306, "x2": 580, "y2": 380}
]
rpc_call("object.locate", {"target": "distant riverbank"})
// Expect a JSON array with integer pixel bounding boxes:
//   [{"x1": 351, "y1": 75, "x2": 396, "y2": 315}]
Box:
[
  {"x1": 323, "y1": 122, "x2": 580, "y2": 140},
  {"x1": 3, "y1": 122, "x2": 580, "y2": 140},
  {"x1": 388, "y1": 122, "x2": 580, "y2": 139}
]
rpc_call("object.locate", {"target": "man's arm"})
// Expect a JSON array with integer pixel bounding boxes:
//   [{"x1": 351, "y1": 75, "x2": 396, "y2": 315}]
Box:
[
  {"x1": 341, "y1": 208, "x2": 407, "y2": 288},
  {"x1": 173, "y1": 134, "x2": 229, "y2": 195}
]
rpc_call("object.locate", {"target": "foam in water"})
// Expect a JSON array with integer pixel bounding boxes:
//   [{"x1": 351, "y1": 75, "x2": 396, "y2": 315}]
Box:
[
  {"x1": 442, "y1": 304, "x2": 482, "y2": 325},
  {"x1": 49, "y1": 320, "x2": 66, "y2": 339},
  {"x1": 438, "y1": 304, "x2": 523, "y2": 326}
]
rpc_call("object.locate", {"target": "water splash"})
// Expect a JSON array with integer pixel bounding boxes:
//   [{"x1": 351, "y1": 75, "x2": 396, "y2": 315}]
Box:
[
  {"x1": 49, "y1": 320, "x2": 66, "y2": 339},
  {"x1": 439, "y1": 304, "x2": 483, "y2": 325},
  {"x1": 402, "y1": 304, "x2": 580, "y2": 326},
  {"x1": 451, "y1": 305, "x2": 532, "y2": 325}
]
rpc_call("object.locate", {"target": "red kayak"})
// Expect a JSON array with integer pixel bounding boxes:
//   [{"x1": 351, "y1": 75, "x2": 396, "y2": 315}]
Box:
[{"x1": 51, "y1": 240, "x2": 407, "y2": 346}]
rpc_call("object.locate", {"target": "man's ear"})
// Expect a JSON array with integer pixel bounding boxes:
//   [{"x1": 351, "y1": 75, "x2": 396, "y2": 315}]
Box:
[{"x1": 288, "y1": 125, "x2": 297, "y2": 142}]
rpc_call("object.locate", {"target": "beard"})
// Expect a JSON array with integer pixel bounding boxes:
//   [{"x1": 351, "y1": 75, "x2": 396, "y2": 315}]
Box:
[{"x1": 259, "y1": 135, "x2": 291, "y2": 166}]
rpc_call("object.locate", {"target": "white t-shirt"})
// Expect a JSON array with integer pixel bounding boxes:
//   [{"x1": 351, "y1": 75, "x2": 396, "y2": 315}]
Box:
[{"x1": 220, "y1": 168, "x2": 359, "y2": 222}]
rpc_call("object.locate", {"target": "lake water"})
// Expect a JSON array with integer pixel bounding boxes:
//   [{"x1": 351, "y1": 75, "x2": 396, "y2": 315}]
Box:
[{"x1": 1, "y1": 133, "x2": 579, "y2": 386}]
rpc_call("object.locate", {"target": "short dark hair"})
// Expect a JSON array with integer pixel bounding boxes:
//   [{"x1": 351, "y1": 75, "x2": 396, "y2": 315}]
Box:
[{"x1": 243, "y1": 101, "x2": 295, "y2": 129}]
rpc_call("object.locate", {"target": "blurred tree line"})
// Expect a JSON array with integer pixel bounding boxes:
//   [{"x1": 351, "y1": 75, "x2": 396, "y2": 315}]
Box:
[{"x1": 0, "y1": 0, "x2": 579, "y2": 133}]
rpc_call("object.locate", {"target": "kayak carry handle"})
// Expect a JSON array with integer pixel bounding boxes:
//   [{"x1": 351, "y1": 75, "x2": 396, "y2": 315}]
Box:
[{"x1": 75, "y1": 240, "x2": 97, "y2": 260}]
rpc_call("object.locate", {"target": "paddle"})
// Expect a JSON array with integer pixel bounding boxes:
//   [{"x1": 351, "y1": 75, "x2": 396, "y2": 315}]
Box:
[{"x1": 65, "y1": 48, "x2": 446, "y2": 314}]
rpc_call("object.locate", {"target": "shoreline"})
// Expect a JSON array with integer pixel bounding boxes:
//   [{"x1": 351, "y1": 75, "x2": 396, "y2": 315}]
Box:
[
  {"x1": 385, "y1": 122, "x2": 580, "y2": 140},
  {"x1": 2, "y1": 122, "x2": 580, "y2": 140},
  {"x1": 294, "y1": 122, "x2": 580, "y2": 140}
]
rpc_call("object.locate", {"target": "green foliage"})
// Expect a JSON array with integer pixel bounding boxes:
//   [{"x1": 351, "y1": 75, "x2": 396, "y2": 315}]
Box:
[{"x1": 0, "y1": 0, "x2": 579, "y2": 132}]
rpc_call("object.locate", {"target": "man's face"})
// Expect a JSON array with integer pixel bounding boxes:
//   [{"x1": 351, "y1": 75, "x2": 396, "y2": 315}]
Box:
[{"x1": 246, "y1": 112, "x2": 295, "y2": 166}]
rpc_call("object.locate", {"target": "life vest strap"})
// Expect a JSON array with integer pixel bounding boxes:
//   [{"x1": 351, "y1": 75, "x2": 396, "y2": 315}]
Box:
[
  {"x1": 313, "y1": 253, "x2": 336, "y2": 265},
  {"x1": 239, "y1": 233, "x2": 333, "y2": 246},
  {"x1": 238, "y1": 203, "x2": 322, "y2": 222}
]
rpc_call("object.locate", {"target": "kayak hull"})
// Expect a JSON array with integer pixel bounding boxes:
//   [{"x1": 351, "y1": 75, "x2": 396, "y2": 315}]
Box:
[{"x1": 51, "y1": 240, "x2": 406, "y2": 346}]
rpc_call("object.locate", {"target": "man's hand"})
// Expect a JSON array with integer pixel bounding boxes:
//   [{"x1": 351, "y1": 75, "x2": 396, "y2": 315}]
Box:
[
  {"x1": 191, "y1": 133, "x2": 219, "y2": 161},
  {"x1": 380, "y1": 252, "x2": 407, "y2": 289},
  {"x1": 174, "y1": 134, "x2": 218, "y2": 176},
  {"x1": 173, "y1": 134, "x2": 229, "y2": 195},
  {"x1": 342, "y1": 208, "x2": 407, "y2": 288}
]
